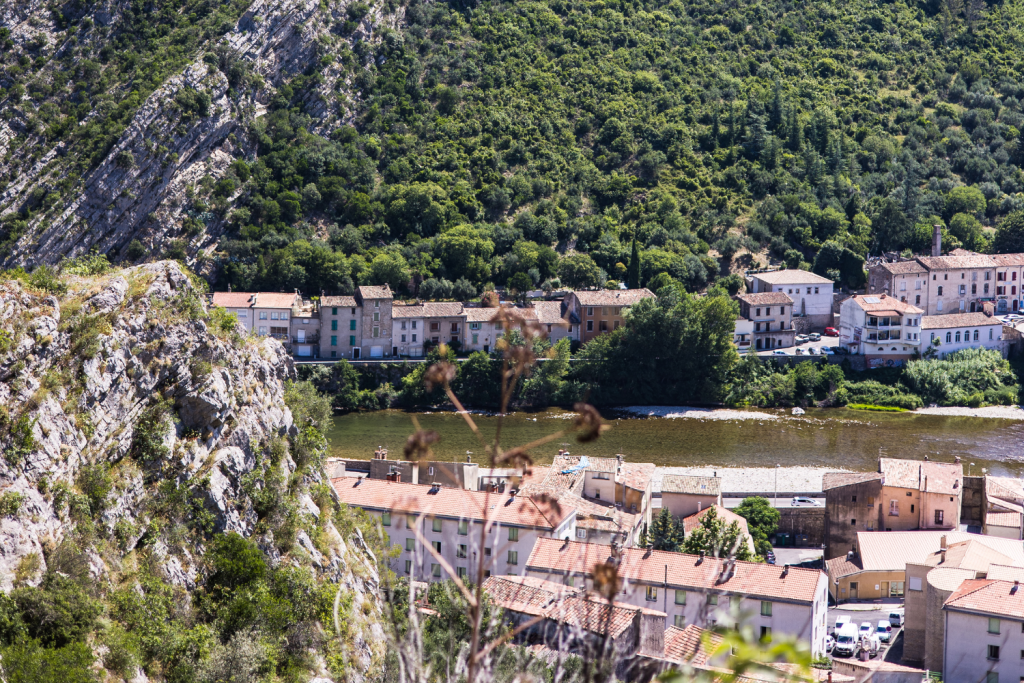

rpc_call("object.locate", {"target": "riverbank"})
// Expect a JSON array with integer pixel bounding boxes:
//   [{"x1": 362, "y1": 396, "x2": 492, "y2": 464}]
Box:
[
  {"x1": 621, "y1": 406, "x2": 781, "y2": 421},
  {"x1": 915, "y1": 405, "x2": 1024, "y2": 419}
]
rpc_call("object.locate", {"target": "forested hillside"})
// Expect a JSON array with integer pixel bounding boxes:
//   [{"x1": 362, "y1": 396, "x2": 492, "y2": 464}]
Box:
[{"x1": 2, "y1": 0, "x2": 1024, "y2": 296}]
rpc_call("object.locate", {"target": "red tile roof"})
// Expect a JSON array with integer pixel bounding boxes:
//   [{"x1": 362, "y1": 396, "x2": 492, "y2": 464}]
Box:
[
  {"x1": 570, "y1": 289, "x2": 655, "y2": 306},
  {"x1": 986, "y1": 512, "x2": 1021, "y2": 529},
  {"x1": 917, "y1": 254, "x2": 995, "y2": 270},
  {"x1": 391, "y1": 304, "x2": 425, "y2": 319},
  {"x1": 848, "y1": 531, "x2": 1024, "y2": 574},
  {"x1": 482, "y1": 575, "x2": 649, "y2": 639},
  {"x1": 944, "y1": 579, "x2": 1024, "y2": 619},
  {"x1": 463, "y1": 307, "x2": 500, "y2": 322},
  {"x1": 822, "y1": 472, "x2": 883, "y2": 491},
  {"x1": 991, "y1": 253, "x2": 1024, "y2": 267},
  {"x1": 422, "y1": 302, "x2": 465, "y2": 317},
  {"x1": 878, "y1": 458, "x2": 962, "y2": 494},
  {"x1": 663, "y1": 625, "x2": 722, "y2": 665},
  {"x1": 358, "y1": 285, "x2": 393, "y2": 300},
  {"x1": 321, "y1": 295, "x2": 357, "y2": 307},
  {"x1": 211, "y1": 291, "x2": 255, "y2": 308},
  {"x1": 331, "y1": 478, "x2": 575, "y2": 530},
  {"x1": 921, "y1": 313, "x2": 1001, "y2": 329},
  {"x1": 736, "y1": 292, "x2": 793, "y2": 306},
  {"x1": 846, "y1": 295, "x2": 923, "y2": 315},
  {"x1": 253, "y1": 292, "x2": 299, "y2": 308},
  {"x1": 532, "y1": 301, "x2": 570, "y2": 325},
  {"x1": 525, "y1": 539, "x2": 824, "y2": 604},
  {"x1": 873, "y1": 261, "x2": 928, "y2": 275},
  {"x1": 681, "y1": 505, "x2": 750, "y2": 537},
  {"x1": 619, "y1": 462, "x2": 656, "y2": 493},
  {"x1": 662, "y1": 475, "x2": 722, "y2": 496}
]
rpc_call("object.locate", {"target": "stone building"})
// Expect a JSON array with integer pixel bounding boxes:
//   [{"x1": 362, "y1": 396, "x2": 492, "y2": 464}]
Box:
[
  {"x1": 746, "y1": 269, "x2": 835, "y2": 330},
  {"x1": 660, "y1": 475, "x2": 722, "y2": 519},
  {"x1": 562, "y1": 289, "x2": 656, "y2": 344},
  {"x1": 735, "y1": 291, "x2": 795, "y2": 350},
  {"x1": 319, "y1": 295, "x2": 360, "y2": 359},
  {"x1": 355, "y1": 285, "x2": 394, "y2": 358}
]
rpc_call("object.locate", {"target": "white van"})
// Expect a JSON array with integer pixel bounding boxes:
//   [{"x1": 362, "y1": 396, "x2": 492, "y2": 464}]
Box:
[{"x1": 833, "y1": 623, "x2": 860, "y2": 657}]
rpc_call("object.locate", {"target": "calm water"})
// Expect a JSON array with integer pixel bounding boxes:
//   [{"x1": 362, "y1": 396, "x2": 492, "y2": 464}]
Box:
[{"x1": 327, "y1": 408, "x2": 1024, "y2": 477}]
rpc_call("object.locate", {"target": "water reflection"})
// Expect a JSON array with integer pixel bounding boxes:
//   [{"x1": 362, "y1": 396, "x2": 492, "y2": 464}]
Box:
[{"x1": 326, "y1": 407, "x2": 1024, "y2": 477}]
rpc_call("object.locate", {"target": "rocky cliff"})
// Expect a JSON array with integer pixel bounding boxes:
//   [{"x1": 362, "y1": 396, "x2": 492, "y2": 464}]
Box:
[
  {"x1": 0, "y1": 0, "x2": 399, "y2": 271},
  {"x1": 0, "y1": 260, "x2": 385, "y2": 681}
]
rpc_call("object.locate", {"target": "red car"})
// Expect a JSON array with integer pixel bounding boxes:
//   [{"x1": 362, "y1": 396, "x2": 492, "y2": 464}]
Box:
[{"x1": 824, "y1": 327, "x2": 839, "y2": 337}]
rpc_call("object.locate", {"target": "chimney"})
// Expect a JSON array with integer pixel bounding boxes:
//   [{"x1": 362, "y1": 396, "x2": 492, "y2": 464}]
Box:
[
  {"x1": 932, "y1": 224, "x2": 942, "y2": 257},
  {"x1": 940, "y1": 535, "x2": 948, "y2": 549},
  {"x1": 782, "y1": 564, "x2": 790, "y2": 578},
  {"x1": 1013, "y1": 580, "x2": 1019, "y2": 595},
  {"x1": 880, "y1": 293, "x2": 886, "y2": 299},
  {"x1": 387, "y1": 469, "x2": 401, "y2": 483},
  {"x1": 955, "y1": 456, "x2": 961, "y2": 464},
  {"x1": 828, "y1": 672, "x2": 833, "y2": 683}
]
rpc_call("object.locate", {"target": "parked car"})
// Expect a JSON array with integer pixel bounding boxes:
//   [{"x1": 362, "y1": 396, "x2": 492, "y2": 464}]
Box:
[
  {"x1": 820, "y1": 346, "x2": 834, "y2": 355},
  {"x1": 859, "y1": 622, "x2": 873, "y2": 637},
  {"x1": 825, "y1": 635, "x2": 836, "y2": 652},
  {"x1": 889, "y1": 609, "x2": 905, "y2": 627},
  {"x1": 876, "y1": 620, "x2": 892, "y2": 643},
  {"x1": 808, "y1": 347, "x2": 817, "y2": 355},
  {"x1": 772, "y1": 349, "x2": 787, "y2": 355},
  {"x1": 792, "y1": 496, "x2": 822, "y2": 507},
  {"x1": 833, "y1": 615, "x2": 851, "y2": 634},
  {"x1": 808, "y1": 332, "x2": 821, "y2": 341},
  {"x1": 795, "y1": 348, "x2": 804, "y2": 355},
  {"x1": 824, "y1": 327, "x2": 839, "y2": 337},
  {"x1": 795, "y1": 334, "x2": 809, "y2": 344},
  {"x1": 833, "y1": 624, "x2": 859, "y2": 657}
]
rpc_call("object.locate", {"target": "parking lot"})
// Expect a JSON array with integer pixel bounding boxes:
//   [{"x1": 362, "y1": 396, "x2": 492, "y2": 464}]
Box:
[
  {"x1": 754, "y1": 333, "x2": 841, "y2": 358},
  {"x1": 828, "y1": 602, "x2": 905, "y2": 664}
]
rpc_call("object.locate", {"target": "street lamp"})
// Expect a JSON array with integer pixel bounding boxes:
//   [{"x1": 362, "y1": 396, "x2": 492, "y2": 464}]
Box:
[{"x1": 775, "y1": 464, "x2": 780, "y2": 507}]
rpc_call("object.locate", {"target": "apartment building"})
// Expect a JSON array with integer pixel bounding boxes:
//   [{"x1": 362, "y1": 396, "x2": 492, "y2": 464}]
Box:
[
  {"x1": 943, "y1": 579, "x2": 1024, "y2": 683},
  {"x1": 747, "y1": 269, "x2": 835, "y2": 328},
  {"x1": 837, "y1": 294, "x2": 923, "y2": 366},
  {"x1": 922, "y1": 313, "x2": 1006, "y2": 358},
  {"x1": 210, "y1": 291, "x2": 257, "y2": 332},
  {"x1": 868, "y1": 260, "x2": 930, "y2": 309},
  {"x1": 992, "y1": 253, "x2": 1024, "y2": 313},
  {"x1": 917, "y1": 252, "x2": 996, "y2": 315},
  {"x1": 735, "y1": 292, "x2": 795, "y2": 350},
  {"x1": 524, "y1": 538, "x2": 830, "y2": 655},
  {"x1": 319, "y1": 295, "x2": 360, "y2": 359},
  {"x1": 532, "y1": 300, "x2": 576, "y2": 344},
  {"x1": 209, "y1": 291, "x2": 301, "y2": 338},
  {"x1": 331, "y1": 477, "x2": 576, "y2": 583},
  {"x1": 462, "y1": 307, "x2": 501, "y2": 352},
  {"x1": 660, "y1": 475, "x2": 722, "y2": 519},
  {"x1": 392, "y1": 303, "x2": 425, "y2": 358},
  {"x1": 733, "y1": 317, "x2": 754, "y2": 353},
  {"x1": 356, "y1": 285, "x2": 394, "y2": 358},
  {"x1": 563, "y1": 289, "x2": 655, "y2": 344},
  {"x1": 422, "y1": 301, "x2": 465, "y2": 347},
  {"x1": 289, "y1": 299, "x2": 319, "y2": 357}
]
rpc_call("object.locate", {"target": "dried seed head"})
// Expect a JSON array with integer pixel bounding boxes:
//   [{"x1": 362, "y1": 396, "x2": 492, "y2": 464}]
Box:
[
  {"x1": 424, "y1": 362, "x2": 456, "y2": 391},
  {"x1": 404, "y1": 430, "x2": 440, "y2": 460},
  {"x1": 592, "y1": 562, "x2": 621, "y2": 601},
  {"x1": 573, "y1": 402, "x2": 607, "y2": 443},
  {"x1": 495, "y1": 447, "x2": 534, "y2": 470},
  {"x1": 527, "y1": 491, "x2": 562, "y2": 517}
]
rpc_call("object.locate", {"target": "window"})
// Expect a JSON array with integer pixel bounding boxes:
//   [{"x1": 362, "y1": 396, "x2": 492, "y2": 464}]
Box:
[
  {"x1": 373, "y1": 327, "x2": 379, "y2": 338},
  {"x1": 430, "y1": 322, "x2": 440, "y2": 332},
  {"x1": 432, "y1": 518, "x2": 443, "y2": 533},
  {"x1": 911, "y1": 504, "x2": 915, "y2": 513},
  {"x1": 586, "y1": 321, "x2": 593, "y2": 331},
  {"x1": 815, "y1": 287, "x2": 820, "y2": 294},
  {"x1": 587, "y1": 307, "x2": 594, "y2": 316},
  {"x1": 986, "y1": 283, "x2": 990, "y2": 294},
  {"x1": 852, "y1": 495, "x2": 857, "y2": 503},
  {"x1": 406, "y1": 538, "x2": 414, "y2": 551},
  {"x1": 938, "y1": 286, "x2": 943, "y2": 296},
  {"x1": 593, "y1": 472, "x2": 610, "y2": 480},
  {"x1": 350, "y1": 320, "x2": 356, "y2": 330},
  {"x1": 990, "y1": 328, "x2": 994, "y2": 340},
  {"x1": 986, "y1": 674, "x2": 998, "y2": 683},
  {"x1": 507, "y1": 550, "x2": 518, "y2": 565},
  {"x1": 889, "y1": 500, "x2": 899, "y2": 516},
  {"x1": 508, "y1": 527, "x2": 519, "y2": 541},
  {"x1": 374, "y1": 301, "x2": 380, "y2": 308},
  {"x1": 405, "y1": 560, "x2": 412, "y2": 573},
  {"x1": 761, "y1": 601, "x2": 772, "y2": 616},
  {"x1": 566, "y1": 576, "x2": 575, "y2": 587},
  {"x1": 432, "y1": 564, "x2": 441, "y2": 578},
  {"x1": 760, "y1": 626, "x2": 772, "y2": 643},
  {"x1": 259, "y1": 311, "x2": 268, "y2": 320},
  {"x1": 990, "y1": 618, "x2": 1001, "y2": 634},
  {"x1": 472, "y1": 334, "x2": 479, "y2": 344},
  {"x1": 956, "y1": 331, "x2": 961, "y2": 343},
  {"x1": 975, "y1": 330, "x2": 980, "y2": 341},
  {"x1": 780, "y1": 307, "x2": 785, "y2": 315},
  {"x1": 973, "y1": 284, "x2": 978, "y2": 294},
  {"x1": 484, "y1": 548, "x2": 491, "y2": 557},
  {"x1": 349, "y1": 335, "x2": 356, "y2": 346},
  {"x1": 401, "y1": 335, "x2": 406, "y2": 343},
  {"x1": 576, "y1": 528, "x2": 587, "y2": 539},
  {"x1": 280, "y1": 312, "x2": 287, "y2": 320},
  {"x1": 851, "y1": 519, "x2": 856, "y2": 525},
  {"x1": 756, "y1": 308, "x2": 761, "y2": 317},
  {"x1": 708, "y1": 595, "x2": 718, "y2": 605},
  {"x1": 674, "y1": 615, "x2": 686, "y2": 627},
  {"x1": 613, "y1": 320, "x2": 620, "y2": 330},
  {"x1": 457, "y1": 567, "x2": 467, "y2": 579},
  {"x1": 646, "y1": 586, "x2": 658, "y2": 602},
  {"x1": 599, "y1": 320, "x2": 608, "y2": 331},
  {"x1": 382, "y1": 512, "x2": 391, "y2": 527},
  {"x1": 458, "y1": 520, "x2": 468, "y2": 536},
  {"x1": 916, "y1": 295, "x2": 921, "y2": 304},
  {"x1": 960, "y1": 285, "x2": 966, "y2": 296},
  {"x1": 412, "y1": 334, "x2": 417, "y2": 342},
  {"x1": 331, "y1": 335, "x2": 337, "y2": 346},
  {"x1": 947, "y1": 332, "x2": 952, "y2": 343},
  {"x1": 457, "y1": 544, "x2": 467, "y2": 558},
  {"x1": 675, "y1": 590, "x2": 687, "y2": 605},
  {"x1": 401, "y1": 322, "x2": 407, "y2": 330},
  {"x1": 935, "y1": 510, "x2": 944, "y2": 525},
  {"x1": 470, "y1": 322, "x2": 481, "y2": 330},
  {"x1": 331, "y1": 307, "x2": 338, "y2": 315},
  {"x1": 271, "y1": 312, "x2": 278, "y2": 320},
  {"x1": 989, "y1": 644, "x2": 1001, "y2": 660},
  {"x1": 432, "y1": 541, "x2": 441, "y2": 553},
  {"x1": 331, "y1": 320, "x2": 338, "y2": 331},
  {"x1": 412, "y1": 321, "x2": 417, "y2": 329}
]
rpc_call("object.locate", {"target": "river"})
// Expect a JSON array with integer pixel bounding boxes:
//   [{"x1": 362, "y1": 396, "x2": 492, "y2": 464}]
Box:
[{"x1": 327, "y1": 407, "x2": 1024, "y2": 477}]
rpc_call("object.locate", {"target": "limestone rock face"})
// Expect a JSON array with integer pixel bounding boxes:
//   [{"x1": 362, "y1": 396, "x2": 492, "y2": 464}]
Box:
[{"x1": 0, "y1": 261, "x2": 384, "y2": 682}]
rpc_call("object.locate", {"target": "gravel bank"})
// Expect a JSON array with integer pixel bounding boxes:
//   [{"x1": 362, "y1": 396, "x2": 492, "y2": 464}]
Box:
[
  {"x1": 621, "y1": 406, "x2": 780, "y2": 421},
  {"x1": 915, "y1": 406, "x2": 1024, "y2": 419}
]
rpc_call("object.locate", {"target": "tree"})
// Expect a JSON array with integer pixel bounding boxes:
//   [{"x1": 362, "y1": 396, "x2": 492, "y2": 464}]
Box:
[
  {"x1": 507, "y1": 272, "x2": 533, "y2": 303},
  {"x1": 367, "y1": 252, "x2": 411, "y2": 292},
  {"x1": 557, "y1": 253, "x2": 601, "y2": 289},
  {"x1": 948, "y1": 213, "x2": 985, "y2": 252},
  {"x1": 681, "y1": 507, "x2": 754, "y2": 561},
  {"x1": 734, "y1": 497, "x2": 780, "y2": 558},
  {"x1": 945, "y1": 186, "x2": 987, "y2": 219},
  {"x1": 993, "y1": 211, "x2": 1024, "y2": 253},
  {"x1": 627, "y1": 239, "x2": 641, "y2": 288},
  {"x1": 649, "y1": 508, "x2": 680, "y2": 551},
  {"x1": 873, "y1": 199, "x2": 913, "y2": 253}
]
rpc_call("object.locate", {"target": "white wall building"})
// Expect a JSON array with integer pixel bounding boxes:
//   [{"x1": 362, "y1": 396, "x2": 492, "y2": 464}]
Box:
[
  {"x1": 211, "y1": 292, "x2": 257, "y2": 333},
  {"x1": 838, "y1": 294, "x2": 923, "y2": 368},
  {"x1": 524, "y1": 538, "x2": 830, "y2": 656},
  {"x1": 747, "y1": 269, "x2": 835, "y2": 329},
  {"x1": 331, "y1": 477, "x2": 576, "y2": 584},
  {"x1": 943, "y1": 579, "x2": 1024, "y2": 683},
  {"x1": 392, "y1": 304, "x2": 425, "y2": 358},
  {"x1": 921, "y1": 313, "x2": 1006, "y2": 358}
]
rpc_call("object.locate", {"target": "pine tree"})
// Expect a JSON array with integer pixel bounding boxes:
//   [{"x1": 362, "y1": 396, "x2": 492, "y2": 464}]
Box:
[
  {"x1": 627, "y1": 239, "x2": 641, "y2": 289},
  {"x1": 650, "y1": 508, "x2": 679, "y2": 552},
  {"x1": 768, "y1": 80, "x2": 784, "y2": 133}
]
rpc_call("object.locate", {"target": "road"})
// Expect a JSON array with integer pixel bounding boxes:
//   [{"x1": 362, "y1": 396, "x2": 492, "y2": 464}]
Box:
[{"x1": 754, "y1": 335, "x2": 840, "y2": 358}]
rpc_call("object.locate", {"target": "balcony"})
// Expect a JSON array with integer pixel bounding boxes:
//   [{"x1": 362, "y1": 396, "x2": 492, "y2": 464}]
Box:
[{"x1": 291, "y1": 335, "x2": 320, "y2": 345}]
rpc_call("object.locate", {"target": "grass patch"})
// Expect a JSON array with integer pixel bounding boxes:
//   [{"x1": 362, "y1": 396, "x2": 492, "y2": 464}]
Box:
[{"x1": 846, "y1": 403, "x2": 909, "y2": 412}]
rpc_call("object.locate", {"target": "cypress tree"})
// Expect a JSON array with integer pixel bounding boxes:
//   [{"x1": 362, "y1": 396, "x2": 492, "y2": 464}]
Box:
[{"x1": 627, "y1": 239, "x2": 641, "y2": 288}]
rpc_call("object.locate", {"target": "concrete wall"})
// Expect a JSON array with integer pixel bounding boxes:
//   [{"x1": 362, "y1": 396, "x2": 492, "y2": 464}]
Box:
[
  {"x1": 924, "y1": 576, "x2": 959, "y2": 673},
  {"x1": 833, "y1": 569, "x2": 905, "y2": 603},
  {"x1": 824, "y1": 479, "x2": 883, "y2": 560},
  {"x1": 777, "y1": 507, "x2": 825, "y2": 547},
  {"x1": 584, "y1": 472, "x2": 617, "y2": 502},
  {"x1": 962, "y1": 475, "x2": 985, "y2": 527},
  {"x1": 321, "y1": 304, "x2": 361, "y2": 359},
  {"x1": 831, "y1": 659, "x2": 925, "y2": 683},
  {"x1": 902, "y1": 563, "x2": 930, "y2": 665},
  {"x1": 943, "y1": 609, "x2": 1024, "y2": 683},
  {"x1": 662, "y1": 492, "x2": 720, "y2": 519}
]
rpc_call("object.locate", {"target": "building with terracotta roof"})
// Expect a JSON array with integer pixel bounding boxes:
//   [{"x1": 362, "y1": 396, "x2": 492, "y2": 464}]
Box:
[
  {"x1": 355, "y1": 284, "x2": 394, "y2": 358},
  {"x1": 837, "y1": 294, "x2": 924, "y2": 366},
  {"x1": 747, "y1": 269, "x2": 835, "y2": 329},
  {"x1": 735, "y1": 292, "x2": 795, "y2": 351},
  {"x1": 991, "y1": 253, "x2": 1024, "y2": 314},
  {"x1": 921, "y1": 312, "x2": 1006, "y2": 358},
  {"x1": 208, "y1": 290, "x2": 301, "y2": 340},
  {"x1": 391, "y1": 303, "x2": 425, "y2": 358},
  {"x1": 942, "y1": 578, "x2": 1024, "y2": 682},
  {"x1": 562, "y1": 288, "x2": 655, "y2": 343},
  {"x1": 210, "y1": 291, "x2": 257, "y2": 332},
  {"x1": 331, "y1": 477, "x2": 576, "y2": 583},
  {"x1": 524, "y1": 538, "x2": 830, "y2": 655},
  {"x1": 661, "y1": 475, "x2": 723, "y2": 519},
  {"x1": 823, "y1": 458, "x2": 962, "y2": 562},
  {"x1": 680, "y1": 506, "x2": 756, "y2": 557},
  {"x1": 530, "y1": 300, "x2": 577, "y2": 345},
  {"x1": 319, "y1": 294, "x2": 361, "y2": 360}
]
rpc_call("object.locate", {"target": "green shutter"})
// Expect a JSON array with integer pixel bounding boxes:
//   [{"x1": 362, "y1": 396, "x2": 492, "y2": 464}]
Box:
[
  {"x1": 349, "y1": 335, "x2": 356, "y2": 346},
  {"x1": 350, "y1": 319, "x2": 356, "y2": 330},
  {"x1": 331, "y1": 335, "x2": 337, "y2": 346}
]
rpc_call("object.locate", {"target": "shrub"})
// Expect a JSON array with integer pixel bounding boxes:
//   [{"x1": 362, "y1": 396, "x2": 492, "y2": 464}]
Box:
[
  {"x1": 0, "y1": 639, "x2": 97, "y2": 683},
  {"x1": 13, "y1": 574, "x2": 101, "y2": 647},
  {"x1": 0, "y1": 492, "x2": 24, "y2": 517}
]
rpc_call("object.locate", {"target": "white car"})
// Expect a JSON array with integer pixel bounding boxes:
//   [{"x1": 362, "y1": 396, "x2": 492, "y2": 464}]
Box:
[
  {"x1": 876, "y1": 620, "x2": 892, "y2": 643},
  {"x1": 825, "y1": 634, "x2": 836, "y2": 652},
  {"x1": 792, "y1": 496, "x2": 822, "y2": 507},
  {"x1": 889, "y1": 609, "x2": 905, "y2": 627},
  {"x1": 859, "y1": 622, "x2": 873, "y2": 637},
  {"x1": 772, "y1": 350, "x2": 787, "y2": 355},
  {"x1": 820, "y1": 346, "x2": 834, "y2": 355},
  {"x1": 833, "y1": 615, "x2": 851, "y2": 633}
]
